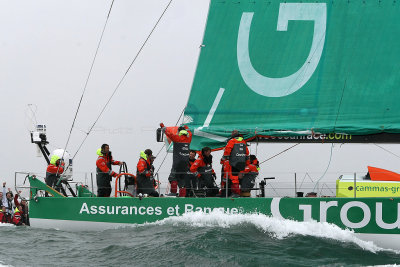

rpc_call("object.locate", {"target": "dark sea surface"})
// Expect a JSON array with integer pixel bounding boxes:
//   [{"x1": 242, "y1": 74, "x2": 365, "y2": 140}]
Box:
[{"x1": 1, "y1": 212, "x2": 400, "y2": 267}]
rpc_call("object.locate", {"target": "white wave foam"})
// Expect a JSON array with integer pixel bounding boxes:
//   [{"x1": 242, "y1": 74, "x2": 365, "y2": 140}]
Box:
[
  {"x1": 0, "y1": 260, "x2": 13, "y2": 267},
  {"x1": 152, "y1": 210, "x2": 387, "y2": 253}
]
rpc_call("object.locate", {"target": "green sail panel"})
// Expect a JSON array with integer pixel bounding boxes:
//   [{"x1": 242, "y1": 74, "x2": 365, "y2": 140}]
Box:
[{"x1": 184, "y1": 0, "x2": 400, "y2": 150}]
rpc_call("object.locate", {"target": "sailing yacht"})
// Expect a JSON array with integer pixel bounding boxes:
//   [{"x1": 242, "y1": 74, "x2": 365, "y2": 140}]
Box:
[{"x1": 22, "y1": 0, "x2": 400, "y2": 250}]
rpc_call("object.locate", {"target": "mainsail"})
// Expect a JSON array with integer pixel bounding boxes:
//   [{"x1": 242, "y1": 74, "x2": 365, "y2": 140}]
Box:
[{"x1": 184, "y1": 0, "x2": 400, "y2": 150}]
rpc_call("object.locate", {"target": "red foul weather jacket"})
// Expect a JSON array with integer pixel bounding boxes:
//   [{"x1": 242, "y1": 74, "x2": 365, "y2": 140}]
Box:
[
  {"x1": 96, "y1": 154, "x2": 120, "y2": 177},
  {"x1": 190, "y1": 154, "x2": 215, "y2": 178},
  {"x1": 137, "y1": 158, "x2": 152, "y2": 178},
  {"x1": 46, "y1": 162, "x2": 64, "y2": 175},
  {"x1": 164, "y1": 126, "x2": 192, "y2": 172}
]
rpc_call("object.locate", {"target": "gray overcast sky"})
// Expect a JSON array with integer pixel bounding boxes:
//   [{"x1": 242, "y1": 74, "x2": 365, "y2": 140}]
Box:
[{"x1": 1, "y1": 0, "x2": 400, "y2": 195}]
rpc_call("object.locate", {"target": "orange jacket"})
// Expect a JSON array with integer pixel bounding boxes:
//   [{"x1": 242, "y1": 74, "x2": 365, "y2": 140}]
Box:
[
  {"x1": 190, "y1": 155, "x2": 215, "y2": 177},
  {"x1": 242, "y1": 163, "x2": 259, "y2": 174},
  {"x1": 96, "y1": 154, "x2": 120, "y2": 177},
  {"x1": 164, "y1": 126, "x2": 192, "y2": 144},
  {"x1": 223, "y1": 137, "x2": 249, "y2": 157},
  {"x1": 137, "y1": 158, "x2": 152, "y2": 177},
  {"x1": 222, "y1": 161, "x2": 240, "y2": 183},
  {"x1": 46, "y1": 162, "x2": 64, "y2": 175}
]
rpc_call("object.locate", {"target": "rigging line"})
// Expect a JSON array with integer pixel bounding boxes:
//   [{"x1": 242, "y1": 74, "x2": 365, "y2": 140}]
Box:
[
  {"x1": 27, "y1": 104, "x2": 38, "y2": 126},
  {"x1": 57, "y1": 0, "x2": 115, "y2": 174},
  {"x1": 333, "y1": 79, "x2": 346, "y2": 132},
  {"x1": 72, "y1": 0, "x2": 174, "y2": 160},
  {"x1": 259, "y1": 143, "x2": 300, "y2": 165},
  {"x1": 373, "y1": 143, "x2": 400, "y2": 159},
  {"x1": 299, "y1": 173, "x2": 314, "y2": 191},
  {"x1": 255, "y1": 136, "x2": 259, "y2": 156},
  {"x1": 331, "y1": 6, "x2": 365, "y2": 131},
  {"x1": 309, "y1": 80, "x2": 345, "y2": 183},
  {"x1": 313, "y1": 142, "x2": 334, "y2": 191},
  {"x1": 154, "y1": 105, "x2": 186, "y2": 158},
  {"x1": 24, "y1": 104, "x2": 38, "y2": 133},
  {"x1": 154, "y1": 145, "x2": 170, "y2": 178},
  {"x1": 155, "y1": 143, "x2": 166, "y2": 158},
  {"x1": 69, "y1": 0, "x2": 115, "y2": 136}
]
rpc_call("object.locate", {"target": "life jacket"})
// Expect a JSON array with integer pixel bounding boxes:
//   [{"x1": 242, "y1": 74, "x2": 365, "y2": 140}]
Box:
[
  {"x1": 198, "y1": 163, "x2": 213, "y2": 181},
  {"x1": 172, "y1": 142, "x2": 190, "y2": 171},
  {"x1": 96, "y1": 152, "x2": 118, "y2": 181},
  {"x1": 165, "y1": 127, "x2": 192, "y2": 172},
  {"x1": 196, "y1": 155, "x2": 214, "y2": 182},
  {"x1": 136, "y1": 157, "x2": 157, "y2": 194},
  {"x1": 241, "y1": 164, "x2": 258, "y2": 190},
  {"x1": 136, "y1": 157, "x2": 152, "y2": 178},
  {"x1": 229, "y1": 139, "x2": 247, "y2": 171}
]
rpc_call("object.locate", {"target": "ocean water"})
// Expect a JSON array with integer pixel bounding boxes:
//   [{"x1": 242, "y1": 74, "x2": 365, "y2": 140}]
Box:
[{"x1": 1, "y1": 212, "x2": 400, "y2": 267}]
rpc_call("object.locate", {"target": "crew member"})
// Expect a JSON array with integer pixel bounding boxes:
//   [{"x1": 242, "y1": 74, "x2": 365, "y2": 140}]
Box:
[
  {"x1": 12, "y1": 207, "x2": 23, "y2": 226},
  {"x1": 160, "y1": 123, "x2": 192, "y2": 197},
  {"x1": 185, "y1": 150, "x2": 197, "y2": 197},
  {"x1": 14, "y1": 192, "x2": 29, "y2": 226},
  {"x1": 96, "y1": 144, "x2": 122, "y2": 197},
  {"x1": 1, "y1": 183, "x2": 11, "y2": 223},
  {"x1": 221, "y1": 130, "x2": 250, "y2": 197},
  {"x1": 2, "y1": 183, "x2": 14, "y2": 221},
  {"x1": 45, "y1": 155, "x2": 65, "y2": 192},
  {"x1": 239, "y1": 155, "x2": 260, "y2": 197},
  {"x1": 190, "y1": 147, "x2": 219, "y2": 197},
  {"x1": 136, "y1": 149, "x2": 159, "y2": 197}
]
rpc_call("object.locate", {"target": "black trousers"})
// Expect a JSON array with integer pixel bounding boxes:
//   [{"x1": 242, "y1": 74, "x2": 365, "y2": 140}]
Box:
[
  {"x1": 97, "y1": 174, "x2": 112, "y2": 197},
  {"x1": 137, "y1": 175, "x2": 159, "y2": 197},
  {"x1": 168, "y1": 167, "x2": 187, "y2": 188}
]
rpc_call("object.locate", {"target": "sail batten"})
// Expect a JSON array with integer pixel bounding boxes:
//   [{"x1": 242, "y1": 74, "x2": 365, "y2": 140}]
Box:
[{"x1": 185, "y1": 0, "x2": 400, "y2": 150}]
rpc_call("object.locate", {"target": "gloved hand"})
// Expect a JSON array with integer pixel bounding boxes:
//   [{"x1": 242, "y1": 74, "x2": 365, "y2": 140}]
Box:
[
  {"x1": 160, "y1": 123, "x2": 165, "y2": 128},
  {"x1": 111, "y1": 172, "x2": 118, "y2": 178}
]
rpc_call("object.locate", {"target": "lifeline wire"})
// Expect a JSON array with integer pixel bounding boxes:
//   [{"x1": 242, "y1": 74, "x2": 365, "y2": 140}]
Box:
[
  {"x1": 57, "y1": 0, "x2": 115, "y2": 175},
  {"x1": 373, "y1": 143, "x2": 400, "y2": 160},
  {"x1": 309, "y1": 79, "x2": 346, "y2": 187},
  {"x1": 73, "y1": 0, "x2": 174, "y2": 160},
  {"x1": 309, "y1": 12, "x2": 366, "y2": 189},
  {"x1": 259, "y1": 143, "x2": 300, "y2": 165}
]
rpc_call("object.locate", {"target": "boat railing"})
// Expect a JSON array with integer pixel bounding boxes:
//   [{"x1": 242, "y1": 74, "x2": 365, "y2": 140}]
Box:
[
  {"x1": 114, "y1": 172, "x2": 136, "y2": 197},
  {"x1": 18, "y1": 170, "x2": 400, "y2": 198}
]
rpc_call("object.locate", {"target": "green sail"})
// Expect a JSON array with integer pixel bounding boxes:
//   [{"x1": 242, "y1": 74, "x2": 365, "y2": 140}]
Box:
[{"x1": 184, "y1": 0, "x2": 400, "y2": 150}]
